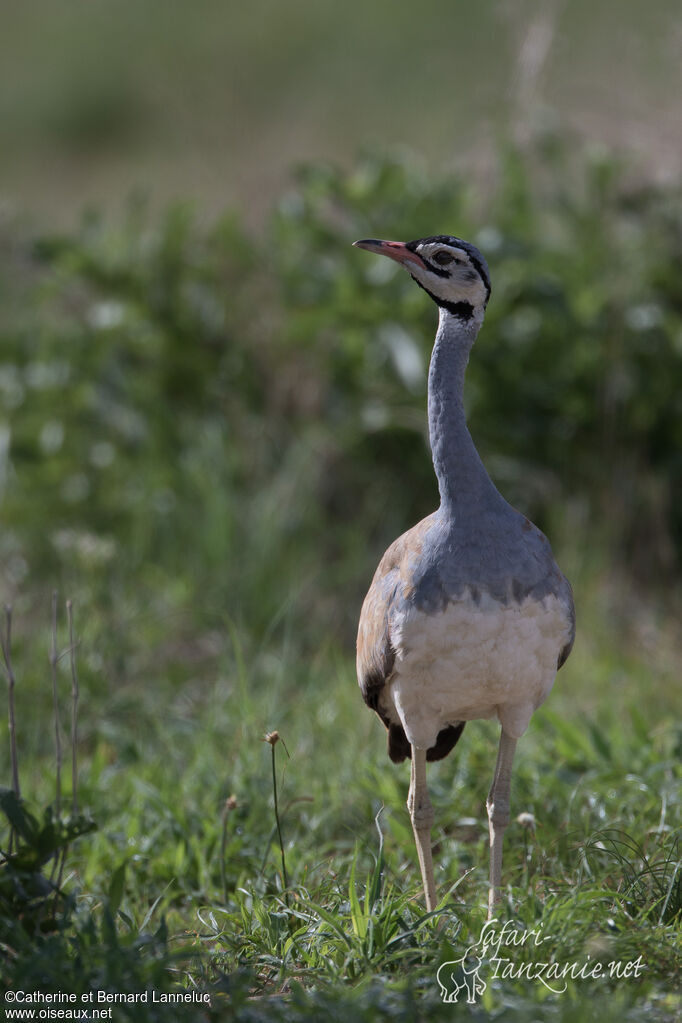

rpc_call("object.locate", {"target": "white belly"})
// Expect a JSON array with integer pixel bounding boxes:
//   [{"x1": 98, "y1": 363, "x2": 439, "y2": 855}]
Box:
[{"x1": 384, "y1": 589, "x2": 572, "y2": 748}]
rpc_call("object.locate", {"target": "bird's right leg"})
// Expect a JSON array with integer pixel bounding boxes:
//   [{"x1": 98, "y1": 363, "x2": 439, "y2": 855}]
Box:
[
  {"x1": 486, "y1": 729, "x2": 517, "y2": 919},
  {"x1": 408, "y1": 745, "x2": 436, "y2": 911}
]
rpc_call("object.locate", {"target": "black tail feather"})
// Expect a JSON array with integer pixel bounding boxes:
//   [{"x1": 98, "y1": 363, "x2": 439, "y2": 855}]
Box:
[{"x1": 387, "y1": 720, "x2": 466, "y2": 764}]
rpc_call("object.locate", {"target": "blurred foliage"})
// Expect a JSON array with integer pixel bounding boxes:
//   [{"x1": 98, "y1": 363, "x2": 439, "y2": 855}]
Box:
[{"x1": 1, "y1": 140, "x2": 681, "y2": 656}]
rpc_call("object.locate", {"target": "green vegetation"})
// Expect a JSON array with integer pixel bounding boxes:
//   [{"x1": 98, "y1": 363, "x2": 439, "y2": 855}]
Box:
[{"x1": 1, "y1": 141, "x2": 681, "y2": 1020}]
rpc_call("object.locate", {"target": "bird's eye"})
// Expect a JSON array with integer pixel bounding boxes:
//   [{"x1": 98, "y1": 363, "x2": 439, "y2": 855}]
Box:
[{"x1": 433, "y1": 250, "x2": 455, "y2": 266}]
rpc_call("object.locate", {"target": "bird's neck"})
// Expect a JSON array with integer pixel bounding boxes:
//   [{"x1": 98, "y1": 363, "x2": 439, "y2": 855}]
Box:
[{"x1": 428, "y1": 307, "x2": 497, "y2": 515}]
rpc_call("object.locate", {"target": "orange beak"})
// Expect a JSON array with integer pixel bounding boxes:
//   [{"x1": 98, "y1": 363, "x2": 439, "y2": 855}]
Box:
[{"x1": 353, "y1": 238, "x2": 426, "y2": 269}]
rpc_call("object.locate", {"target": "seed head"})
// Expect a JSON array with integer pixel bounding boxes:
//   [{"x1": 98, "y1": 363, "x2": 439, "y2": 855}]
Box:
[{"x1": 516, "y1": 811, "x2": 536, "y2": 830}]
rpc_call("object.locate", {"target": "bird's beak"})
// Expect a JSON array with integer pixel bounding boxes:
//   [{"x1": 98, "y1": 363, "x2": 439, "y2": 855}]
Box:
[{"x1": 353, "y1": 238, "x2": 426, "y2": 269}]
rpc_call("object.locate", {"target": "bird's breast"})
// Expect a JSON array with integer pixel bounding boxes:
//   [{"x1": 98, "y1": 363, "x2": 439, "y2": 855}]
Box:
[{"x1": 384, "y1": 587, "x2": 573, "y2": 746}]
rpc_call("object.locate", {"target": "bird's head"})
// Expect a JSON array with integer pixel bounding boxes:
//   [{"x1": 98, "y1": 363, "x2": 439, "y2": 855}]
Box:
[{"x1": 353, "y1": 235, "x2": 490, "y2": 322}]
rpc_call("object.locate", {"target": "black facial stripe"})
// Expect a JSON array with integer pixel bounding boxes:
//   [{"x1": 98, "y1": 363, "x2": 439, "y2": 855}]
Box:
[
  {"x1": 410, "y1": 275, "x2": 474, "y2": 319},
  {"x1": 467, "y1": 253, "x2": 491, "y2": 299},
  {"x1": 423, "y1": 259, "x2": 451, "y2": 278}
]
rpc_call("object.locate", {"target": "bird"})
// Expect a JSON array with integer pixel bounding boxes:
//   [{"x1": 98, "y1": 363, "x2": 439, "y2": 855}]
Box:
[{"x1": 353, "y1": 235, "x2": 575, "y2": 918}]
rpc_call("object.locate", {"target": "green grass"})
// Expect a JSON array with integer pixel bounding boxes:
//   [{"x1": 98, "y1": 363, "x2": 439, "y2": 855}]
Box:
[{"x1": 2, "y1": 567, "x2": 680, "y2": 1019}]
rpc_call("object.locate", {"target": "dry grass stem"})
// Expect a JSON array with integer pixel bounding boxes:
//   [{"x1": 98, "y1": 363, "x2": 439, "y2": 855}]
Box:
[
  {"x1": 50, "y1": 590, "x2": 62, "y2": 818},
  {"x1": 220, "y1": 794, "x2": 238, "y2": 904},
  {"x1": 263, "y1": 732, "x2": 289, "y2": 892},
  {"x1": 2, "y1": 604, "x2": 20, "y2": 800},
  {"x1": 66, "y1": 600, "x2": 80, "y2": 816}
]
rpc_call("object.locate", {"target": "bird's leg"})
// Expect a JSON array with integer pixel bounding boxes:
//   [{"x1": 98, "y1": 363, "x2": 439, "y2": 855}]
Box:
[
  {"x1": 486, "y1": 729, "x2": 517, "y2": 919},
  {"x1": 408, "y1": 745, "x2": 436, "y2": 911}
]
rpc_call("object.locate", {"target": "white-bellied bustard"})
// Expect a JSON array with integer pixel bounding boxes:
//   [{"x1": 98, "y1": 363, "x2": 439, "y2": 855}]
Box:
[{"x1": 354, "y1": 236, "x2": 575, "y2": 918}]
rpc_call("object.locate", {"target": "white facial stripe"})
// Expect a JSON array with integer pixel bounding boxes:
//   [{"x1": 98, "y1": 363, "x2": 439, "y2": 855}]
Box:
[{"x1": 417, "y1": 244, "x2": 470, "y2": 264}]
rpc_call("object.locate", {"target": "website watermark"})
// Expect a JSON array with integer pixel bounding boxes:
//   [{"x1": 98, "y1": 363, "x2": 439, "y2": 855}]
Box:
[
  {"x1": 3, "y1": 989, "x2": 211, "y2": 1021},
  {"x1": 436, "y1": 918, "x2": 645, "y2": 1004}
]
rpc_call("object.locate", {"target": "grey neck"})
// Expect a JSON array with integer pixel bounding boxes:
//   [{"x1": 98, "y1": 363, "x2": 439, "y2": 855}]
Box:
[{"x1": 428, "y1": 307, "x2": 499, "y2": 516}]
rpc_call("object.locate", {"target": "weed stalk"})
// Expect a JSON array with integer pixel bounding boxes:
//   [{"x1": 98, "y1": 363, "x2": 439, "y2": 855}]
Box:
[
  {"x1": 220, "y1": 795, "x2": 238, "y2": 904},
  {"x1": 265, "y1": 731, "x2": 288, "y2": 892},
  {"x1": 2, "y1": 604, "x2": 20, "y2": 854},
  {"x1": 55, "y1": 597, "x2": 80, "y2": 896},
  {"x1": 49, "y1": 590, "x2": 62, "y2": 818},
  {"x1": 2, "y1": 604, "x2": 20, "y2": 800},
  {"x1": 66, "y1": 599, "x2": 79, "y2": 816}
]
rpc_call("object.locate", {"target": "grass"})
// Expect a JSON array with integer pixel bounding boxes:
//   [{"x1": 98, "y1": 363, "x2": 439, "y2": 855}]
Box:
[{"x1": 1, "y1": 567, "x2": 680, "y2": 1020}]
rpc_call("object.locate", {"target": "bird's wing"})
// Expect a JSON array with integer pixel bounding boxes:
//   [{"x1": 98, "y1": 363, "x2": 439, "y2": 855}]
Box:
[
  {"x1": 556, "y1": 575, "x2": 576, "y2": 668},
  {"x1": 356, "y1": 536, "x2": 413, "y2": 763},
  {"x1": 356, "y1": 512, "x2": 467, "y2": 764},
  {"x1": 356, "y1": 514, "x2": 438, "y2": 715},
  {"x1": 356, "y1": 557, "x2": 400, "y2": 715}
]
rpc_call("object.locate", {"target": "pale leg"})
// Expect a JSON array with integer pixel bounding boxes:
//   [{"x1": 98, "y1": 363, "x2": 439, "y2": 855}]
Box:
[
  {"x1": 486, "y1": 730, "x2": 517, "y2": 919},
  {"x1": 408, "y1": 745, "x2": 436, "y2": 911}
]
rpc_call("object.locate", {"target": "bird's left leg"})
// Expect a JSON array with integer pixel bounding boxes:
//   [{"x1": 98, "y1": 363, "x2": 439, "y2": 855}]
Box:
[
  {"x1": 486, "y1": 729, "x2": 517, "y2": 919},
  {"x1": 408, "y1": 745, "x2": 436, "y2": 911}
]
